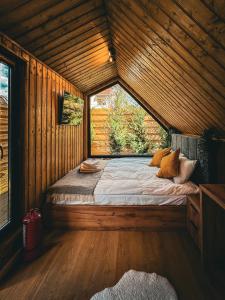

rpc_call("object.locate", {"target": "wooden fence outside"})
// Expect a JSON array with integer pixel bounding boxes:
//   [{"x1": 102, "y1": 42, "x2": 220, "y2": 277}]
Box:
[
  {"x1": 0, "y1": 97, "x2": 9, "y2": 228},
  {"x1": 91, "y1": 108, "x2": 162, "y2": 155}
]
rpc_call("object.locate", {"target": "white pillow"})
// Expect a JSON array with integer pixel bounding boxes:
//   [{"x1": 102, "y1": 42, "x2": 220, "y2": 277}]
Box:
[{"x1": 173, "y1": 157, "x2": 197, "y2": 184}]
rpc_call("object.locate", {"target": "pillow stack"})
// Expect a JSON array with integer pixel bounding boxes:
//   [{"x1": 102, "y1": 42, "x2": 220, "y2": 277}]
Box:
[
  {"x1": 173, "y1": 156, "x2": 197, "y2": 184},
  {"x1": 150, "y1": 148, "x2": 197, "y2": 183},
  {"x1": 149, "y1": 148, "x2": 171, "y2": 167},
  {"x1": 157, "y1": 149, "x2": 180, "y2": 178}
]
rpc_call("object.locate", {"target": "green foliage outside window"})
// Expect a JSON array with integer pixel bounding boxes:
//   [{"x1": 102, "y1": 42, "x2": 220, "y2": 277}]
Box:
[
  {"x1": 91, "y1": 85, "x2": 168, "y2": 155},
  {"x1": 107, "y1": 89, "x2": 128, "y2": 154}
]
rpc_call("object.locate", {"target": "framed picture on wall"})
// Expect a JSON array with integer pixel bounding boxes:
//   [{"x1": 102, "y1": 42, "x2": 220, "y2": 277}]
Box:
[{"x1": 59, "y1": 91, "x2": 84, "y2": 125}]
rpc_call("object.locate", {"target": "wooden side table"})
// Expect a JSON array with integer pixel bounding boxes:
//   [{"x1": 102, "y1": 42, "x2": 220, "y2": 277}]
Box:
[
  {"x1": 200, "y1": 184, "x2": 225, "y2": 296},
  {"x1": 186, "y1": 194, "x2": 201, "y2": 249}
]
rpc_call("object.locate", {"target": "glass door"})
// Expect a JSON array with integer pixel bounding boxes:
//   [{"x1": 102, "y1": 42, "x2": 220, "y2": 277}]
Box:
[{"x1": 0, "y1": 60, "x2": 11, "y2": 231}]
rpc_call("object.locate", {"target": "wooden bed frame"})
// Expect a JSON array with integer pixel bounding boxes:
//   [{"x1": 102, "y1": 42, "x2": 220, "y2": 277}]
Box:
[
  {"x1": 45, "y1": 203, "x2": 186, "y2": 230},
  {"x1": 45, "y1": 134, "x2": 210, "y2": 231}
]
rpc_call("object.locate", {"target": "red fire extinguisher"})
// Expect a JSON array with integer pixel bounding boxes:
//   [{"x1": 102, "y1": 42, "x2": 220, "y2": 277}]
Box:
[{"x1": 22, "y1": 208, "x2": 43, "y2": 261}]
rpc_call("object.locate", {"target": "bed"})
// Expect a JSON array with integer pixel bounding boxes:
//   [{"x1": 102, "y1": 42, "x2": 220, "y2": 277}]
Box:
[{"x1": 45, "y1": 134, "x2": 210, "y2": 230}]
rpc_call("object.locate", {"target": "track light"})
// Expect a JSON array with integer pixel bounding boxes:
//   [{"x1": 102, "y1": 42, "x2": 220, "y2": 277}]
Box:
[{"x1": 108, "y1": 47, "x2": 116, "y2": 63}]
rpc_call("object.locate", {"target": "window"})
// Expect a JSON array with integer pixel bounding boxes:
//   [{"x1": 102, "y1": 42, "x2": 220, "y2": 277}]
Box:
[
  {"x1": 89, "y1": 84, "x2": 168, "y2": 156},
  {"x1": 0, "y1": 61, "x2": 11, "y2": 230}
]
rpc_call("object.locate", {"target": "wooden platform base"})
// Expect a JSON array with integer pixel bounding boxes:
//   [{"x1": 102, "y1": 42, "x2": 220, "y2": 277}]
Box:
[{"x1": 45, "y1": 204, "x2": 186, "y2": 230}]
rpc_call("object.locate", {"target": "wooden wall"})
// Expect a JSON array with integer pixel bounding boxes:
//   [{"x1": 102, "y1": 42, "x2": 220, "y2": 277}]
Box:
[{"x1": 0, "y1": 33, "x2": 84, "y2": 209}]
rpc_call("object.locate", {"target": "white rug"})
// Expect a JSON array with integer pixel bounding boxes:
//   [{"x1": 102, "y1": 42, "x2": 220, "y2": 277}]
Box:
[{"x1": 91, "y1": 270, "x2": 178, "y2": 300}]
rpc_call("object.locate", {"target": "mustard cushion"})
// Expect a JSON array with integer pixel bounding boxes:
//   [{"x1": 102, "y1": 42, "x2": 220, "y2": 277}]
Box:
[
  {"x1": 150, "y1": 148, "x2": 171, "y2": 167},
  {"x1": 157, "y1": 149, "x2": 180, "y2": 178}
]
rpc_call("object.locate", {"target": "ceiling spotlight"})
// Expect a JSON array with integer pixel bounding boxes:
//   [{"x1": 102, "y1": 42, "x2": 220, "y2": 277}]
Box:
[
  {"x1": 109, "y1": 56, "x2": 113, "y2": 63},
  {"x1": 108, "y1": 47, "x2": 116, "y2": 63}
]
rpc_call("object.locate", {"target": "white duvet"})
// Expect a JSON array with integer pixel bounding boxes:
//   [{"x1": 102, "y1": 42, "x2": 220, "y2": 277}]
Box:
[{"x1": 94, "y1": 157, "x2": 199, "y2": 205}]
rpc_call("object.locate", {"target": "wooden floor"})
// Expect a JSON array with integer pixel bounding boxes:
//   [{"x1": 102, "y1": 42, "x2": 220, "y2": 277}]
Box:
[{"x1": 0, "y1": 230, "x2": 222, "y2": 300}]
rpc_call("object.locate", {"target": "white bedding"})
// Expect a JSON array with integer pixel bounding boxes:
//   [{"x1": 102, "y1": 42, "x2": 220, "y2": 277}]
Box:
[
  {"x1": 48, "y1": 157, "x2": 199, "y2": 206},
  {"x1": 94, "y1": 158, "x2": 199, "y2": 205}
]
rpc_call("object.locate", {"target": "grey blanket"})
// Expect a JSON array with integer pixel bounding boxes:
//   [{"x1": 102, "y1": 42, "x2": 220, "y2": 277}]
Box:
[{"x1": 47, "y1": 159, "x2": 108, "y2": 196}]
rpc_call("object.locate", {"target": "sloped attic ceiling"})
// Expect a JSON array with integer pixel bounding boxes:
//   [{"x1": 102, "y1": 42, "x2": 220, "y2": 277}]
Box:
[
  {"x1": 0, "y1": 0, "x2": 225, "y2": 135},
  {"x1": 0, "y1": 0, "x2": 117, "y2": 91}
]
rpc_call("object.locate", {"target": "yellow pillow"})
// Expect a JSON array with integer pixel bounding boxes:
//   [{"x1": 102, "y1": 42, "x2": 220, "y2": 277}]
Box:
[
  {"x1": 150, "y1": 148, "x2": 171, "y2": 167},
  {"x1": 157, "y1": 149, "x2": 180, "y2": 178}
]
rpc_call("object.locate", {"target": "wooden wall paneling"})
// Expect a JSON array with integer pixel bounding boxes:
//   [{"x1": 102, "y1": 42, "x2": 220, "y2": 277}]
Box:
[
  {"x1": 51, "y1": 72, "x2": 56, "y2": 184},
  {"x1": 112, "y1": 0, "x2": 225, "y2": 112},
  {"x1": 41, "y1": 67, "x2": 47, "y2": 198},
  {"x1": 107, "y1": 9, "x2": 225, "y2": 128},
  {"x1": 0, "y1": 33, "x2": 85, "y2": 279},
  {"x1": 66, "y1": 55, "x2": 111, "y2": 83},
  {"x1": 105, "y1": 0, "x2": 225, "y2": 134},
  {"x1": 135, "y1": 0, "x2": 225, "y2": 96},
  {"x1": 53, "y1": 42, "x2": 110, "y2": 75},
  {"x1": 61, "y1": 83, "x2": 65, "y2": 177},
  {"x1": 19, "y1": 1, "x2": 105, "y2": 50},
  {"x1": 35, "y1": 62, "x2": 42, "y2": 205},
  {"x1": 77, "y1": 125, "x2": 80, "y2": 165},
  {"x1": 202, "y1": 0, "x2": 225, "y2": 20},
  {"x1": 28, "y1": 58, "x2": 36, "y2": 208},
  {"x1": 68, "y1": 83, "x2": 71, "y2": 171},
  {"x1": 0, "y1": 0, "x2": 28, "y2": 16},
  {"x1": 58, "y1": 77, "x2": 62, "y2": 179},
  {"x1": 0, "y1": 0, "x2": 60, "y2": 31},
  {"x1": 175, "y1": 0, "x2": 225, "y2": 47},
  {"x1": 55, "y1": 43, "x2": 109, "y2": 75},
  {"x1": 0, "y1": 33, "x2": 85, "y2": 208},
  {"x1": 46, "y1": 69, "x2": 52, "y2": 187},
  {"x1": 73, "y1": 125, "x2": 76, "y2": 167},
  {"x1": 44, "y1": 29, "x2": 110, "y2": 66},
  {"x1": 76, "y1": 125, "x2": 78, "y2": 167},
  {"x1": 66, "y1": 81, "x2": 69, "y2": 174},
  {"x1": 154, "y1": 0, "x2": 225, "y2": 68},
  {"x1": 23, "y1": 56, "x2": 29, "y2": 211},
  {"x1": 37, "y1": 19, "x2": 109, "y2": 61},
  {"x1": 16, "y1": 0, "x2": 102, "y2": 46},
  {"x1": 55, "y1": 75, "x2": 59, "y2": 180},
  {"x1": 80, "y1": 124, "x2": 82, "y2": 163},
  {"x1": 136, "y1": 0, "x2": 225, "y2": 85}
]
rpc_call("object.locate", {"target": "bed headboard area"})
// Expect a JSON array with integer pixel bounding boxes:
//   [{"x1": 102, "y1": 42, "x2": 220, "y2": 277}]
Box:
[{"x1": 171, "y1": 134, "x2": 210, "y2": 184}]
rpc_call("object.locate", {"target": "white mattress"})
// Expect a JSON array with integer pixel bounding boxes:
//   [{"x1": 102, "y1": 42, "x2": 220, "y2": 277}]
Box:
[
  {"x1": 48, "y1": 157, "x2": 199, "y2": 206},
  {"x1": 94, "y1": 157, "x2": 199, "y2": 205}
]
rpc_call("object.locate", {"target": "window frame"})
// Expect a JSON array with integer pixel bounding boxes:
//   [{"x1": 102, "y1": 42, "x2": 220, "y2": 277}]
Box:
[
  {"x1": 0, "y1": 51, "x2": 25, "y2": 239},
  {"x1": 88, "y1": 83, "x2": 167, "y2": 158}
]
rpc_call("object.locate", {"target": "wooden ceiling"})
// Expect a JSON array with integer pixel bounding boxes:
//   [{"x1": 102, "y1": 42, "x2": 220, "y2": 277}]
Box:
[
  {"x1": 0, "y1": 0, "x2": 225, "y2": 135},
  {"x1": 0, "y1": 0, "x2": 117, "y2": 91}
]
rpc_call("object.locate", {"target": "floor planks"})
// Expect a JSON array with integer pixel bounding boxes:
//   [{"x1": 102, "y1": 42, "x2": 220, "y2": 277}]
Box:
[{"x1": 0, "y1": 230, "x2": 221, "y2": 300}]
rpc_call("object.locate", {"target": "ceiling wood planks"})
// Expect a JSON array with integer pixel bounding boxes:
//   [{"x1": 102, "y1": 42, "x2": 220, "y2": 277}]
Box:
[{"x1": 0, "y1": 0, "x2": 225, "y2": 135}]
